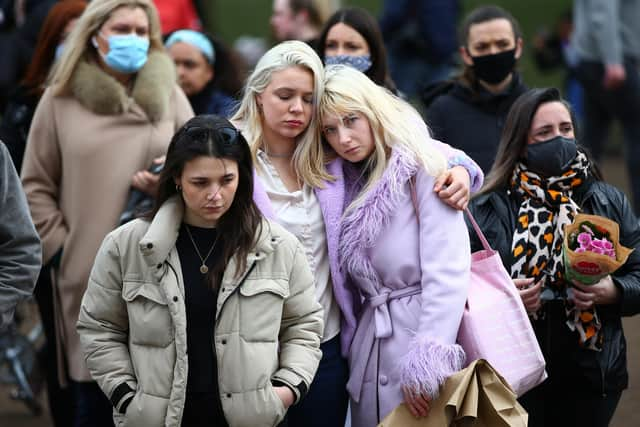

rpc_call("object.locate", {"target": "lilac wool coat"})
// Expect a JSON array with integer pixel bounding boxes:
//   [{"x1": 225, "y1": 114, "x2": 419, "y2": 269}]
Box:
[
  {"x1": 252, "y1": 144, "x2": 481, "y2": 366},
  {"x1": 321, "y1": 148, "x2": 472, "y2": 427}
]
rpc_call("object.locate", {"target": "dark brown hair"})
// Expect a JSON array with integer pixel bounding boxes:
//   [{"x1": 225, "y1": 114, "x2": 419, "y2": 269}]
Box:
[
  {"x1": 480, "y1": 87, "x2": 602, "y2": 195},
  {"x1": 154, "y1": 115, "x2": 262, "y2": 282},
  {"x1": 21, "y1": 0, "x2": 88, "y2": 96},
  {"x1": 317, "y1": 7, "x2": 397, "y2": 93}
]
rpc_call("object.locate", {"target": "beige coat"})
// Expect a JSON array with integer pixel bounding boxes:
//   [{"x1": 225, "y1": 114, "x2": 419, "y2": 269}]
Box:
[
  {"x1": 21, "y1": 52, "x2": 194, "y2": 381},
  {"x1": 77, "y1": 196, "x2": 324, "y2": 427}
]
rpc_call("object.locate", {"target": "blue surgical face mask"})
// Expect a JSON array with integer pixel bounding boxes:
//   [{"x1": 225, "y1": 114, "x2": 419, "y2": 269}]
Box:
[
  {"x1": 93, "y1": 32, "x2": 150, "y2": 74},
  {"x1": 325, "y1": 54, "x2": 372, "y2": 73},
  {"x1": 54, "y1": 43, "x2": 65, "y2": 61}
]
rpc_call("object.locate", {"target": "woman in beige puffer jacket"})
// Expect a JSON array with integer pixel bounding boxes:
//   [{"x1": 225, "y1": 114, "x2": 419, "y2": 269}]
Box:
[{"x1": 77, "y1": 115, "x2": 323, "y2": 427}]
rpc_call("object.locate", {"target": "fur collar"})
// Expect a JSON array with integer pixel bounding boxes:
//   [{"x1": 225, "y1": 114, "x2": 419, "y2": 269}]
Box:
[
  {"x1": 69, "y1": 51, "x2": 176, "y2": 122},
  {"x1": 339, "y1": 148, "x2": 418, "y2": 290}
]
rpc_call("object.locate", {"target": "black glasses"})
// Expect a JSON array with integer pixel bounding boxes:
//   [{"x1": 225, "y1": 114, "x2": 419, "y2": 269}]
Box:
[{"x1": 184, "y1": 125, "x2": 241, "y2": 147}]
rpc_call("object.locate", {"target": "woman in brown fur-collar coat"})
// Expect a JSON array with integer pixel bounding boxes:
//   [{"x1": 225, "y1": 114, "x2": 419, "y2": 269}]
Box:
[{"x1": 20, "y1": 1, "x2": 193, "y2": 424}]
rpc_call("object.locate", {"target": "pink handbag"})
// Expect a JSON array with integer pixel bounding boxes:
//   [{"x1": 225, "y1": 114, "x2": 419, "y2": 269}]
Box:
[{"x1": 457, "y1": 209, "x2": 547, "y2": 397}]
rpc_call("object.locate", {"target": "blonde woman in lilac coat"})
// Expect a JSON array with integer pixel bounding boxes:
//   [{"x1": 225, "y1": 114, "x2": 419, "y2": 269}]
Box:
[
  {"x1": 305, "y1": 65, "x2": 472, "y2": 426},
  {"x1": 232, "y1": 41, "x2": 481, "y2": 427}
]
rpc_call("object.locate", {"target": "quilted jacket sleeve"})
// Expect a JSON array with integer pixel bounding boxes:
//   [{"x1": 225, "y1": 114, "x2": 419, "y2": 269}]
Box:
[
  {"x1": 77, "y1": 233, "x2": 137, "y2": 412},
  {"x1": 271, "y1": 240, "x2": 324, "y2": 403}
]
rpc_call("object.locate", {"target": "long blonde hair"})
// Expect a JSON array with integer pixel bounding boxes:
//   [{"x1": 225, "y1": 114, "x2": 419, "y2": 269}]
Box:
[
  {"x1": 49, "y1": 0, "x2": 164, "y2": 95},
  {"x1": 230, "y1": 40, "x2": 332, "y2": 187},
  {"x1": 315, "y1": 65, "x2": 447, "y2": 209}
]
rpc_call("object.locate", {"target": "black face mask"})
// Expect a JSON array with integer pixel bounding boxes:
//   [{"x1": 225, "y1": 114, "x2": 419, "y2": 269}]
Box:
[
  {"x1": 471, "y1": 48, "x2": 517, "y2": 85},
  {"x1": 524, "y1": 136, "x2": 578, "y2": 178}
]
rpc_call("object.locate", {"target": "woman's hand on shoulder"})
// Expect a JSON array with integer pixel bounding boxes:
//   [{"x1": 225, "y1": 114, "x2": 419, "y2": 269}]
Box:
[
  {"x1": 402, "y1": 385, "x2": 431, "y2": 418},
  {"x1": 433, "y1": 165, "x2": 470, "y2": 211},
  {"x1": 273, "y1": 385, "x2": 295, "y2": 409},
  {"x1": 571, "y1": 276, "x2": 620, "y2": 309}
]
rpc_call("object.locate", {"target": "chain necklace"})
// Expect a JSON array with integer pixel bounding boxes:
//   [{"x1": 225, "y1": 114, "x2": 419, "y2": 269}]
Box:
[
  {"x1": 263, "y1": 144, "x2": 294, "y2": 158},
  {"x1": 185, "y1": 225, "x2": 220, "y2": 274},
  {"x1": 266, "y1": 151, "x2": 293, "y2": 158}
]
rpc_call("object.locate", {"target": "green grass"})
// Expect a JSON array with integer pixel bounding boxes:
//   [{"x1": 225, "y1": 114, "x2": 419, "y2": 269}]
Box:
[{"x1": 204, "y1": 0, "x2": 572, "y2": 89}]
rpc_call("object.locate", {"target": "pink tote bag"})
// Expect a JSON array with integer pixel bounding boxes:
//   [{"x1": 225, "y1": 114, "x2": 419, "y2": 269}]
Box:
[{"x1": 457, "y1": 209, "x2": 547, "y2": 397}]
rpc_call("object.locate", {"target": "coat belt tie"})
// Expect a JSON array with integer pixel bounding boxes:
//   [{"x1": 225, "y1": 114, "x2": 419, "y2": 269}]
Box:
[{"x1": 346, "y1": 284, "x2": 422, "y2": 402}]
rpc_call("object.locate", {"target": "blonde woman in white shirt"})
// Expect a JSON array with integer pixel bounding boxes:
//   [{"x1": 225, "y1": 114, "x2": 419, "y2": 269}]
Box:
[{"x1": 230, "y1": 40, "x2": 482, "y2": 427}]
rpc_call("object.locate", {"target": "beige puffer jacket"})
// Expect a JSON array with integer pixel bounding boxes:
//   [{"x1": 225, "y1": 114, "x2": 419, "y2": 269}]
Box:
[{"x1": 77, "y1": 196, "x2": 323, "y2": 427}]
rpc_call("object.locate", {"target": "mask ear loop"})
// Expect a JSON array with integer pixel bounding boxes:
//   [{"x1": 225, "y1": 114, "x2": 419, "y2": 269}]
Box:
[
  {"x1": 91, "y1": 32, "x2": 107, "y2": 49},
  {"x1": 92, "y1": 33, "x2": 109, "y2": 62}
]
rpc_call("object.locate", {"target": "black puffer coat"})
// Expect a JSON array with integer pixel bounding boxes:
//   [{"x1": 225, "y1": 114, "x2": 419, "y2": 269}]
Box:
[
  {"x1": 423, "y1": 73, "x2": 527, "y2": 174},
  {"x1": 468, "y1": 179, "x2": 640, "y2": 395}
]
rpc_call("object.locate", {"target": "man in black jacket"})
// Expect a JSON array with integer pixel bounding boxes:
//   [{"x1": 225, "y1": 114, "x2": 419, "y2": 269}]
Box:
[{"x1": 423, "y1": 5, "x2": 526, "y2": 174}]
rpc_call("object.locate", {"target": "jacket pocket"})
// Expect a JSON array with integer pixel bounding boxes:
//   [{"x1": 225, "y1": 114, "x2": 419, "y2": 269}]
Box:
[
  {"x1": 228, "y1": 385, "x2": 287, "y2": 427},
  {"x1": 267, "y1": 382, "x2": 287, "y2": 425},
  {"x1": 123, "y1": 281, "x2": 174, "y2": 347},
  {"x1": 122, "y1": 391, "x2": 168, "y2": 427},
  {"x1": 238, "y1": 279, "x2": 288, "y2": 342}
]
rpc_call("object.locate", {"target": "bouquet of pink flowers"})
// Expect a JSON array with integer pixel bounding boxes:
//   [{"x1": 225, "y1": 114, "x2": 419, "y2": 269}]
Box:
[
  {"x1": 571, "y1": 224, "x2": 615, "y2": 257},
  {"x1": 563, "y1": 214, "x2": 633, "y2": 285}
]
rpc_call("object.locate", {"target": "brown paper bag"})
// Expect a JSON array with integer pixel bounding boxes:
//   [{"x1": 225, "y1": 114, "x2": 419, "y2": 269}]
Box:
[{"x1": 378, "y1": 359, "x2": 528, "y2": 427}]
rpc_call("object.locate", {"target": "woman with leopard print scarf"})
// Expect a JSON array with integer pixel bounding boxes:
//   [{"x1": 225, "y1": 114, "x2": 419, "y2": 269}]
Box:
[{"x1": 468, "y1": 88, "x2": 640, "y2": 427}]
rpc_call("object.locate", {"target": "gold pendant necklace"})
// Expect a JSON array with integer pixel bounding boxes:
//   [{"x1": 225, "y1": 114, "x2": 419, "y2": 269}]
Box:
[{"x1": 185, "y1": 224, "x2": 219, "y2": 274}]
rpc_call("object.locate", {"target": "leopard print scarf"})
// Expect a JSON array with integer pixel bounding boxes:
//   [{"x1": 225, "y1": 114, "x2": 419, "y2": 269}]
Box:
[{"x1": 510, "y1": 151, "x2": 602, "y2": 350}]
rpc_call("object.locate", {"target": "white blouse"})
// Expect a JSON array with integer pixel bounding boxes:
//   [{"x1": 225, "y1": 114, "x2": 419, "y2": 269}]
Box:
[{"x1": 255, "y1": 151, "x2": 340, "y2": 343}]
